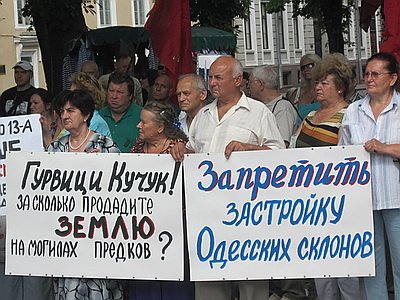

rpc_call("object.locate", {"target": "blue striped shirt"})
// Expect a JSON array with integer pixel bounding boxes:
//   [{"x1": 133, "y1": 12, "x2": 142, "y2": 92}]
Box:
[{"x1": 339, "y1": 90, "x2": 400, "y2": 210}]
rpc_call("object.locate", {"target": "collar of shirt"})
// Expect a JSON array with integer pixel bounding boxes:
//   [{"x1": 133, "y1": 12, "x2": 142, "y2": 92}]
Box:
[
  {"x1": 203, "y1": 92, "x2": 252, "y2": 113},
  {"x1": 358, "y1": 90, "x2": 399, "y2": 117}
]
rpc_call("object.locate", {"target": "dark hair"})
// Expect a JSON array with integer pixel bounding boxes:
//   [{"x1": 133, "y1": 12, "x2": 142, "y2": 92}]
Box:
[
  {"x1": 115, "y1": 52, "x2": 131, "y2": 62},
  {"x1": 367, "y1": 52, "x2": 399, "y2": 75},
  {"x1": 60, "y1": 90, "x2": 95, "y2": 126},
  {"x1": 242, "y1": 71, "x2": 250, "y2": 81},
  {"x1": 108, "y1": 72, "x2": 134, "y2": 96},
  {"x1": 143, "y1": 102, "x2": 188, "y2": 141},
  {"x1": 142, "y1": 69, "x2": 159, "y2": 86},
  {"x1": 33, "y1": 88, "x2": 52, "y2": 104}
]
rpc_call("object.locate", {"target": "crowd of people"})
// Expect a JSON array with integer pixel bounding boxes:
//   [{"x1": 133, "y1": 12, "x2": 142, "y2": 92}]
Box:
[{"x1": 0, "y1": 50, "x2": 400, "y2": 300}]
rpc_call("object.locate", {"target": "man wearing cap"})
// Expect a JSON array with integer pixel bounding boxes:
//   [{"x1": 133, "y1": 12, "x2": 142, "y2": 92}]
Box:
[{"x1": 0, "y1": 61, "x2": 36, "y2": 117}]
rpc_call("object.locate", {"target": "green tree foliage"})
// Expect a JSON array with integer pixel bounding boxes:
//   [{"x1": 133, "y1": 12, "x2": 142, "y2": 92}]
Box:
[
  {"x1": 190, "y1": 0, "x2": 252, "y2": 33},
  {"x1": 266, "y1": 0, "x2": 355, "y2": 54}
]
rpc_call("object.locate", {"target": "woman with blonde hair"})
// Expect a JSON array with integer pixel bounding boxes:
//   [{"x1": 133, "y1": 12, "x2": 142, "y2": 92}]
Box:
[
  {"x1": 286, "y1": 53, "x2": 322, "y2": 121},
  {"x1": 70, "y1": 72, "x2": 111, "y2": 137}
]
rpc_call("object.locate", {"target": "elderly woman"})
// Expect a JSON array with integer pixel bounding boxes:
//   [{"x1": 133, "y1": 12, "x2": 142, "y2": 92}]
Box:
[
  {"x1": 47, "y1": 90, "x2": 121, "y2": 300},
  {"x1": 286, "y1": 53, "x2": 322, "y2": 121},
  {"x1": 70, "y1": 72, "x2": 111, "y2": 137},
  {"x1": 131, "y1": 101, "x2": 188, "y2": 154},
  {"x1": 129, "y1": 101, "x2": 191, "y2": 300},
  {"x1": 340, "y1": 52, "x2": 400, "y2": 300},
  {"x1": 47, "y1": 89, "x2": 118, "y2": 154},
  {"x1": 294, "y1": 53, "x2": 361, "y2": 299}
]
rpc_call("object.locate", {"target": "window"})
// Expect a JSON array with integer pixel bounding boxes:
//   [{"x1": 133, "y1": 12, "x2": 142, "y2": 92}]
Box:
[
  {"x1": 293, "y1": 16, "x2": 300, "y2": 49},
  {"x1": 278, "y1": 11, "x2": 285, "y2": 49},
  {"x1": 97, "y1": 0, "x2": 116, "y2": 27},
  {"x1": 133, "y1": 0, "x2": 146, "y2": 26},
  {"x1": 20, "y1": 50, "x2": 38, "y2": 87},
  {"x1": 260, "y1": 2, "x2": 270, "y2": 50},
  {"x1": 244, "y1": 18, "x2": 252, "y2": 50},
  {"x1": 15, "y1": 0, "x2": 30, "y2": 27}
]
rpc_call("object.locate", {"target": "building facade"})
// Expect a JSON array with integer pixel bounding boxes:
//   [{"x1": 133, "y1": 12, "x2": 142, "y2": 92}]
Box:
[
  {"x1": 235, "y1": 1, "x2": 383, "y2": 88},
  {"x1": 0, "y1": 0, "x2": 383, "y2": 94}
]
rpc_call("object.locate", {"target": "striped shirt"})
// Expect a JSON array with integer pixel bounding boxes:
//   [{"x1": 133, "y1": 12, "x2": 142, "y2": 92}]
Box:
[
  {"x1": 339, "y1": 91, "x2": 400, "y2": 210},
  {"x1": 296, "y1": 108, "x2": 346, "y2": 148}
]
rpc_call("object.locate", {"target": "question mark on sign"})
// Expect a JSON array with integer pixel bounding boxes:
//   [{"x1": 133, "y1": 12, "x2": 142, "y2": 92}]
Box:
[{"x1": 158, "y1": 231, "x2": 173, "y2": 260}]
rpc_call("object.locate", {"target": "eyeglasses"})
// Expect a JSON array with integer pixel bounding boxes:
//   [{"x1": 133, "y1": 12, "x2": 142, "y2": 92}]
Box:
[
  {"x1": 363, "y1": 71, "x2": 393, "y2": 79},
  {"x1": 247, "y1": 79, "x2": 261, "y2": 87},
  {"x1": 300, "y1": 63, "x2": 315, "y2": 71}
]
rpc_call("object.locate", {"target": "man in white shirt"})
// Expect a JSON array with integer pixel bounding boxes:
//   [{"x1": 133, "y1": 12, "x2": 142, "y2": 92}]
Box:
[
  {"x1": 171, "y1": 55, "x2": 284, "y2": 300},
  {"x1": 249, "y1": 66, "x2": 298, "y2": 148},
  {"x1": 176, "y1": 73, "x2": 208, "y2": 135}
]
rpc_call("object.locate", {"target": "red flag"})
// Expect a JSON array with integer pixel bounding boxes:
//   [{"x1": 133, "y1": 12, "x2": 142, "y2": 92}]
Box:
[{"x1": 145, "y1": 0, "x2": 193, "y2": 102}]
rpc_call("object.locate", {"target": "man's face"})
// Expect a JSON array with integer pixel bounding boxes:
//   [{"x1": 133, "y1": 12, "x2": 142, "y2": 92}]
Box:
[
  {"x1": 107, "y1": 82, "x2": 132, "y2": 114},
  {"x1": 177, "y1": 77, "x2": 205, "y2": 114},
  {"x1": 81, "y1": 63, "x2": 98, "y2": 78},
  {"x1": 248, "y1": 74, "x2": 263, "y2": 101},
  {"x1": 114, "y1": 57, "x2": 131, "y2": 75},
  {"x1": 208, "y1": 58, "x2": 240, "y2": 101},
  {"x1": 14, "y1": 67, "x2": 32, "y2": 87},
  {"x1": 152, "y1": 75, "x2": 173, "y2": 102}
]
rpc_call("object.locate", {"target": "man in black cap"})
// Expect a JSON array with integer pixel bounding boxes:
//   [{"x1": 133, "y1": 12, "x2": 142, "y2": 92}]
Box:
[{"x1": 0, "y1": 61, "x2": 36, "y2": 117}]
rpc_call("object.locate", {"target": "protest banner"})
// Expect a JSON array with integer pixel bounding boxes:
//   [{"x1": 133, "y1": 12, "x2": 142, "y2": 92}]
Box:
[
  {"x1": 0, "y1": 114, "x2": 42, "y2": 263},
  {"x1": 5, "y1": 152, "x2": 183, "y2": 280},
  {"x1": 184, "y1": 145, "x2": 375, "y2": 281},
  {"x1": 0, "y1": 114, "x2": 43, "y2": 215}
]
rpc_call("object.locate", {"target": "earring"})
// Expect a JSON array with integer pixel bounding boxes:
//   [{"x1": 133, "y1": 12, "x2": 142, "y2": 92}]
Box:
[{"x1": 84, "y1": 119, "x2": 87, "y2": 123}]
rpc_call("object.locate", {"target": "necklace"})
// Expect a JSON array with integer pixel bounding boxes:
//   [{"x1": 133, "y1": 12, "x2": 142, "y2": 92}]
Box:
[
  {"x1": 145, "y1": 138, "x2": 169, "y2": 154},
  {"x1": 69, "y1": 129, "x2": 91, "y2": 151}
]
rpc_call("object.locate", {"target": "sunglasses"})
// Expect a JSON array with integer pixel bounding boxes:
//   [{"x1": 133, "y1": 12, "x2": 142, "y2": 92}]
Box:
[{"x1": 300, "y1": 63, "x2": 315, "y2": 71}]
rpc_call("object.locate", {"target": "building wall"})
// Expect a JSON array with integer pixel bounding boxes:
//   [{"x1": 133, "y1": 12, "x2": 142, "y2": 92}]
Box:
[
  {"x1": 235, "y1": 0, "x2": 383, "y2": 90},
  {"x1": 0, "y1": 0, "x2": 46, "y2": 93}
]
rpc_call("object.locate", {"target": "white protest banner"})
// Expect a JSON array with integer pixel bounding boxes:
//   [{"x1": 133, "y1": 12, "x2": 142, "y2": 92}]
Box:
[
  {"x1": 0, "y1": 114, "x2": 42, "y2": 263},
  {"x1": 184, "y1": 146, "x2": 374, "y2": 281},
  {"x1": 0, "y1": 114, "x2": 43, "y2": 215},
  {"x1": 6, "y1": 152, "x2": 183, "y2": 280}
]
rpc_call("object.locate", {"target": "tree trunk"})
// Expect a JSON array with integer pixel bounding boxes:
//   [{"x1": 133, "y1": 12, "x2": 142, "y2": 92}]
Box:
[
  {"x1": 320, "y1": 0, "x2": 344, "y2": 53},
  {"x1": 30, "y1": 0, "x2": 87, "y2": 95}
]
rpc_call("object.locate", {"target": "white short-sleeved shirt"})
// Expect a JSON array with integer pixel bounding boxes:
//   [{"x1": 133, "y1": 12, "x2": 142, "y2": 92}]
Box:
[
  {"x1": 339, "y1": 91, "x2": 400, "y2": 210},
  {"x1": 186, "y1": 93, "x2": 285, "y2": 153},
  {"x1": 178, "y1": 111, "x2": 189, "y2": 136}
]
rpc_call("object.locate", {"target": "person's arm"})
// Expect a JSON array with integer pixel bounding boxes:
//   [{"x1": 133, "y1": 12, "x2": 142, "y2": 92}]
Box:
[
  {"x1": 170, "y1": 141, "x2": 193, "y2": 161},
  {"x1": 224, "y1": 141, "x2": 272, "y2": 158},
  {"x1": 364, "y1": 139, "x2": 400, "y2": 158}
]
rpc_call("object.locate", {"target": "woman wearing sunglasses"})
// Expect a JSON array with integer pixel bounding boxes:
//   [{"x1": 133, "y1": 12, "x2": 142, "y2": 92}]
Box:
[{"x1": 286, "y1": 53, "x2": 322, "y2": 122}]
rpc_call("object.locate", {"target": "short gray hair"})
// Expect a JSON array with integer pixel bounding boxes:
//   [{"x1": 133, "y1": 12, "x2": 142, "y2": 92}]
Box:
[
  {"x1": 178, "y1": 73, "x2": 207, "y2": 91},
  {"x1": 251, "y1": 66, "x2": 279, "y2": 90}
]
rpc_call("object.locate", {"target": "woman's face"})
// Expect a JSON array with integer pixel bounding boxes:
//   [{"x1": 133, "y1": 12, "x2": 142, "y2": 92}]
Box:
[
  {"x1": 60, "y1": 101, "x2": 88, "y2": 132},
  {"x1": 315, "y1": 74, "x2": 341, "y2": 103},
  {"x1": 300, "y1": 58, "x2": 315, "y2": 80},
  {"x1": 137, "y1": 109, "x2": 164, "y2": 141},
  {"x1": 364, "y1": 59, "x2": 398, "y2": 98},
  {"x1": 30, "y1": 94, "x2": 47, "y2": 115}
]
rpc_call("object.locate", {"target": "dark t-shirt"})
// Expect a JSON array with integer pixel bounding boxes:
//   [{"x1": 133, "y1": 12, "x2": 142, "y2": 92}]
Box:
[{"x1": 0, "y1": 85, "x2": 36, "y2": 117}]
